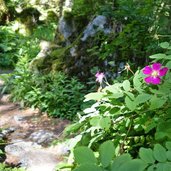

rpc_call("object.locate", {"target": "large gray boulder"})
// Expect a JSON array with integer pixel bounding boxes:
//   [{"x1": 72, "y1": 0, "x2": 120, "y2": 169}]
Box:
[
  {"x1": 81, "y1": 15, "x2": 111, "y2": 41},
  {"x1": 5, "y1": 140, "x2": 69, "y2": 171}
]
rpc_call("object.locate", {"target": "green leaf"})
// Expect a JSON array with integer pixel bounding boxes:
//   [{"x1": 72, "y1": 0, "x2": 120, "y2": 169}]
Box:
[
  {"x1": 118, "y1": 159, "x2": 147, "y2": 171},
  {"x1": 153, "y1": 144, "x2": 167, "y2": 162},
  {"x1": 166, "y1": 61, "x2": 171, "y2": 69},
  {"x1": 99, "y1": 117, "x2": 111, "y2": 130},
  {"x1": 160, "y1": 42, "x2": 170, "y2": 49},
  {"x1": 166, "y1": 142, "x2": 171, "y2": 150},
  {"x1": 123, "y1": 80, "x2": 131, "y2": 91},
  {"x1": 166, "y1": 151, "x2": 171, "y2": 161},
  {"x1": 64, "y1": 123, "x2": 84, "y2": 134},
  {"x1": 145, "y1": 121, "x2": 157, "y2": 134},
  {"x1": 155, "y1": 120, "x2": 171, "y2": 140},
  {"x1": 150, "y1": 96, "x2": 167, "y2": 110},
  {"x1": 73, "y1": 164, "x2": 103, "y2": 171},
  {"x1": 104, "y1": 84, "x2": 122, "y2": 92},
  {"x1": 156, "y1": 163, "x2": 171, "y2": 171},
  {"x1": 133, "y1": 70, "x2": 142, "y2": 88},
  {"x1": 90, "y1": 117, "x2": 100, "y2": 127},
  {"x1": 0, "y1": 149, "x2": 4, "y2": 154},
  {"x1": 125, "y1": 92, "x2": 135, "y2": 100},
  {"x1": 84, "y1": 92, "x2": 104, "y2": 101},
  {"x1": 90, "y1": 117, "x2": 111, "y2": 130},
  {"x1": 99, "y1": 140, "x2": 115, "y2": 168},
  {"x1": 149, "y1": 53, "x2": 167, "y2": 60},
  {"x1": 104, "y1": 85, "x2": 123, "y2": 98},
  {"x1": 56, "y1": 162, "x2": 73, "y2": 170},
  {"x1": 147, "y1": 165, "x2": 155, "y2": 171},
  {"x1": 69, "y1": 135, "x2": 82, "y2": 149},
  {"x1": 155, "y1": 132, "x2": 167, "y2": 141},
  {"x1": 135, "y1": 94, "x2": 151, "y2": 105},
  {"x1": 111, "y1": 154, "x2": 132, "y2": 171},
  {"x1": 125, "y1": 96, "x2": 136, "y2": 111},
  {"x1": 74, "y1": 147, "x2": 96, "y2": 165},
  {"x1": 107, "y1": 92, "x2": 124, "y2": 99},
  {"x1": 139, "y1": 148, "x2": 155, "y2": 164}
]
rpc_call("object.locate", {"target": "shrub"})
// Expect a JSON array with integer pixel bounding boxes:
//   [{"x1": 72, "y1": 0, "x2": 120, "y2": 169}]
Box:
[
  {"x1": 8, "y1": 65, "x2": 86, "y2": 120},
  {"x1": 60, "y1": 42, "x2": 171, "y2": 170},
  {"x1": 58, "y1": 140, "x2": 171, "y2": 171}
]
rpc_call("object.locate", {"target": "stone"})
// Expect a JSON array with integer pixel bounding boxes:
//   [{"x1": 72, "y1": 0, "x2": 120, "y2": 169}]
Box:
[
  {"x1": 5, "y1": 141, "x2": 61, "y2": 171},
  {"x1": 58, "y1": 16, "x2": 74, "y2": 40},
  {"x1": 63, "y1": 0, "x2": 73, "y2": 13},
  {"x1": 29, "y1": 40, "x2": 52, "y2": 73},
  {"x1": 0, "y1": 133, "x2": 5, "y2": 139},
  {"x1": 29, "y1": 130, "x2": 55, "y2": 145},
  {"x1": 81, "y1": 15, "x2": 111, "y2": 41},
  {"x1": 70, "y1": 46, "x2": 77, "y2": 57},
  {"x1": 14, "y1": 115, "x2": 26, "y2": 122},
  {"x1": 1, "y1": 127, "x2": 16, "y2": 137}
]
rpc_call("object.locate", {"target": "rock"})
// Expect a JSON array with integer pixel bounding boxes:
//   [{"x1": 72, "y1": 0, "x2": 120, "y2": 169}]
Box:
[
  {"x1": 0, "y1": 133, "x2": 5, "y2": 139},
  {"x1": 1, "y1": 127, "x2": 16, "y2": 137},
  {"x1": 5, "y1": 141, "x2": 61, "y2": 171},
  {"x1": 14, "y1": 115, "x2": 26, "y2": 122},
  {"x1": 63, "y1": 0, "x2": 73, "y2": 13},
  {"x1": 49, "y1": 142, "x2": 70, "y2": 156},
  {"x1": 58, "y1": 16, "x2": 75, "y2": 40},
  {"x1": 29, "y1": 40, "x2": 52, "y2": 73},
  {"x1": 81, "y1": 15, "x2": 111, "y2": 41},
  {"x1": 5, "y1": 140, "x2": 41, "y2": 156},
  {"x1": 29, "y1": 130, "x2": 55, "y2": 145},
  {"x1": 70, "y1": 46, "x2": 77, "y2": 57}
]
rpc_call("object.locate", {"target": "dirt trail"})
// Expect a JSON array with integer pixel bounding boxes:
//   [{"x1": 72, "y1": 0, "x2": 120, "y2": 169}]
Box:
[
  {"x1": 0, "y1": 77, "x2": 70, "y2": 171},
  {"x1": 0, "y1": 93, "x2": 69, "y2": 142}
]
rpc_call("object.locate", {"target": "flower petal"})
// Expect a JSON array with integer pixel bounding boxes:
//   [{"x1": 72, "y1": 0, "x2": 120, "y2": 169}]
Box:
[
  {"x1": 144, "y1": 76, "x2": 152, "y2": 84},
  {"x1": 152, "y1": 63, "x2": 161, "y2": 70},
  {"x1": 95, "y1": 72, "x2": 104, "y2": 83},
  {"x1": 151, "y1": 77, "x2": 161, "y2": 85},
  {"x1": 159, "y1": 67, "x2": 169, "y2": 76},
  {"x1": 142, "y1": 66, "x2": 152, "y2": 75},
  {"x1": 95, "y1": 72, "x2": 100, "y2": 77}
]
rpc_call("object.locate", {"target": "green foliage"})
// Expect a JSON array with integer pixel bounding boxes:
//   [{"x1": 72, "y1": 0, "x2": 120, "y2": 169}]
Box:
[
  {"x1": 72, "y1": 0, "x2": 105, "y2": 18},
  {"x1": 84, "y1": 0, "x2": 171, "y2": 75},
  {"x1": 0, "y1": 24, "x2": 37, "y2": 68},
  {"x1": 0, "y1": 20, "x2": 57, "y2": 68},
  {"x1": 0, "y1": 25, "x2": 20, "y2": 68},
  {"x1": 59, "y1": 140, "x2": 171, "y2": 171},
  {"x1": 74, "y1": 147, "x2": 97, "y2": 164},
  {"x1": 0, "y1": 164, "x2": 25, "y2": 171},
  {"x1": 7, "y1": 67, "x2": 86, "y2": 120},
  {"x1": 61, "y1": 42, "x2": 171, "y2": 171},
  {"x1": 33, "y1": 22, "x2": 57, "y2": 41}
]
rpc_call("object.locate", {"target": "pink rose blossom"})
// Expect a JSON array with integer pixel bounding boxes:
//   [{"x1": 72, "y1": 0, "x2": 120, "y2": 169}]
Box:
[
  {"x1": 95, "y1": 72, "x2": 105, "y2": 83},
  {"x1": 142, "y1": 63, "x2": 168, "y2": 85}
]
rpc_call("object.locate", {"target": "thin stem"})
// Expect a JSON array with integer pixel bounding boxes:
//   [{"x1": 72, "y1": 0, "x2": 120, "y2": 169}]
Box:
[{"x1": 119, "y1": 119, "x2": 132, "y2": 154}]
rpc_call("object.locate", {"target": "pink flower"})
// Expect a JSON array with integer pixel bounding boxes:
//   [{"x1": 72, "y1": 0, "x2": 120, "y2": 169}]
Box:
[
  {"x1": 95, "y1": 72, "x2": 105, "y2": 83},
  {"x1": 142, "y1": 63, "x2": 168, "y2": 85}
]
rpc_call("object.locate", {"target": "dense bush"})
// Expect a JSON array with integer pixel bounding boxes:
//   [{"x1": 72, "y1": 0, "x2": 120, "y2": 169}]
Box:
[
  {"x1": 7, "y1": 63, "x2": 86, "y2": 120},
  {"x1": 0, "y1": 25, "x2": 20, "y2": 68},
  {"x1": 58, "y1": 42, "x2": 171, "y2": 170},
  {"x1": 58, "y1": 140, "x2": 171, "y2": 171},
  {"x1": 91, "y1": 0, "x2": 171, "y2": 64},
  {"x1": 1, "y1": 1, "x2": 171, "y2": 170},
  {"x1": 0, "y1": 20, "x2": 57, "y2": 68}
]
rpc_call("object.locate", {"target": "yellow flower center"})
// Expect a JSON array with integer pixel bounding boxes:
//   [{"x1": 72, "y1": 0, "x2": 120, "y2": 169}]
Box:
[{"x1": 151, "y1": 70, "x2": 159, "y2": 77}]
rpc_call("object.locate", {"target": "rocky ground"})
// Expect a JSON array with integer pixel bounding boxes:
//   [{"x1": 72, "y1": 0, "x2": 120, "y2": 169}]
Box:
[{"x1": 0, "y1": 77, "x2": 70, "y2": 171}]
